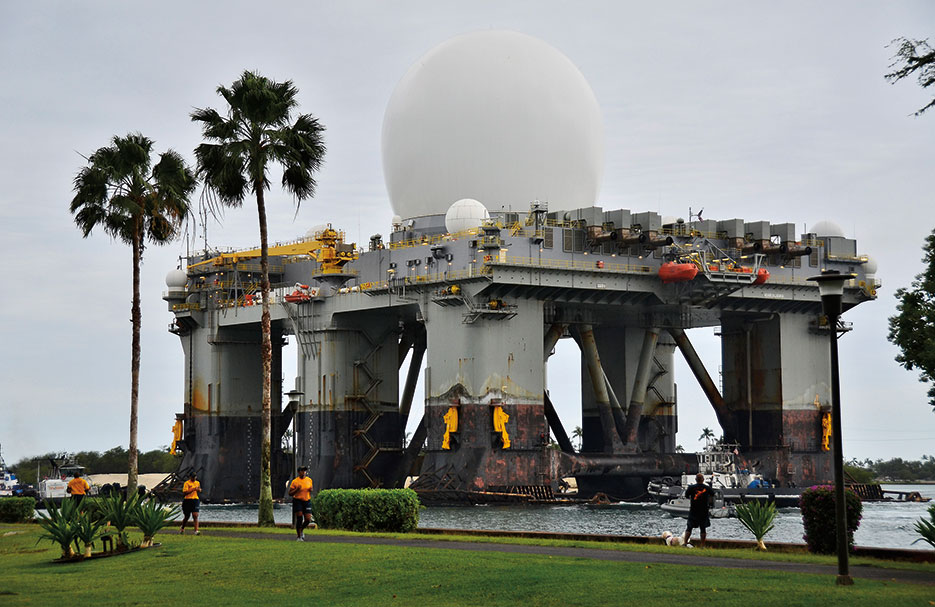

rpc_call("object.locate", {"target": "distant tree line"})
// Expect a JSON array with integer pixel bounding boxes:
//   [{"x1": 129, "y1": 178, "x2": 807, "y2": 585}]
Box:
[
  {"x1": 11, "y1": 447, "x2": 180, "y2": 486},
  {"x1": 845, "y1": 455, "x2": 935, "y2": 483}
]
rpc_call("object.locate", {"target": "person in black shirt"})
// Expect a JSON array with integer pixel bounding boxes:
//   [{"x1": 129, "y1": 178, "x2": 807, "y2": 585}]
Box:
[{"x1": 683, "y1": 473, "x2": 713, "y2": 547}]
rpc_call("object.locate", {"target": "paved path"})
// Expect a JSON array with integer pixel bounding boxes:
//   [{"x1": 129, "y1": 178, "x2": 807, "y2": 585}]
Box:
[{"x1": 204, "y1": 529, "x2": 934, "y2": 586}]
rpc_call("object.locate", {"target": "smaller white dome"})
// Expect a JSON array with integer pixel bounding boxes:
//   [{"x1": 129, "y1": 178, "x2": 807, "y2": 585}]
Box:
[
  {"x1": 863, "y1": 255, "x2": 878, "y2": 275},
  {"x1": 445, "y1": 198, "x2": 490, "y2": 234},
  {"x1": 166, "y1": 269, "x2": 188, "y2": 288},
  {"x1": 306, "y1": 224, "x2": 329, "y2": 239},
  {"x1": 661, "y1": 215, "x2": 678, "y2": 226},
  {"x1": 391, "y1": 215, "x2": 402, "y2": 227},
  {"x1": 810, "y1": 220, "x2": 845, "y2": 237}
]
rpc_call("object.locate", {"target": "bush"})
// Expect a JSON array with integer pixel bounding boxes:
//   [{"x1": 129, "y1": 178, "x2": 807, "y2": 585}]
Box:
[
  {"x1": 312, "y1": 489, "x2": 421, "y2": 532},
  {"x1": 799, "y1": 485, "x2": 862, "y2": 554},
  {"x1": 913, "y1": 503, "x2": 935, "y2": 549},
  {"x1": 735, "y1": 500, "x2": 777, "y2": 550},
  {"x1": 0, "y1": 497, "x2": 35, "y2": 523}
]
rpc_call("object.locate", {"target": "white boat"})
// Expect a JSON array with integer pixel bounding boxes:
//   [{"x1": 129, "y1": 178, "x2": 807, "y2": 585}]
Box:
[
  {"x1": 37, "y1": 456, "x2": 93, "y2": 505},
  {"x1": 659, "y1": 487, "x2": 735, "y2": 519}
]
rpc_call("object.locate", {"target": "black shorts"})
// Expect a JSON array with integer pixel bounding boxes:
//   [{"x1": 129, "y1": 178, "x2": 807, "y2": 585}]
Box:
[
  {"x1": 292, "y1": 499, "x2": 311, "y2": 515},
  {"x1": 182, "y1": 499, "x2": 200, "y2": 515},
  {"x1": 686, "y1": 514, "x2": 710, "y2": 531}
]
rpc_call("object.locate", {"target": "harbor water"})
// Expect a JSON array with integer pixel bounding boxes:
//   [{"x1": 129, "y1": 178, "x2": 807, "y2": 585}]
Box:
[{"x1": 191, "y1": 484, "x2": 934, "y2": 550}]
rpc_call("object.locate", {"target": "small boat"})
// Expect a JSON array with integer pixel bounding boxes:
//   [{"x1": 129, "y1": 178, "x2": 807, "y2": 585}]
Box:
[
  {"x1": 658, "y1": 262, "x2": 699, "y2": 284},
  {"x1": 660, "y1": 488, "x2": 735, "y2": 519},
  {"x1": 38, "y1": 456, "x2": 93, "y2": 505}
]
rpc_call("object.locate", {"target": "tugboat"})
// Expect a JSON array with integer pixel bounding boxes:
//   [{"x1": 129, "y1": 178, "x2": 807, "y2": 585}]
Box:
[{"x1": 648, "y1": 439, "x2": 802, "y2": 507}]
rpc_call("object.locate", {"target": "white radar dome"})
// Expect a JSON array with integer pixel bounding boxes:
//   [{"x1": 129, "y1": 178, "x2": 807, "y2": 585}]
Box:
[
  {"x1": 166, "y1": 269, "x2": 187, "y2": 289},
  {"x1": 810, "y1": 220, "x2": 845, "y2": 237},
  {"x1": 863, "y1": 255, "x2": 878, "y2": 276},
  {"x1": 445, "y1": 198, "x2": 490, "y2": 233},
  {"x1": 382, "y1": 30, "x2": 604, "y2": 219}
]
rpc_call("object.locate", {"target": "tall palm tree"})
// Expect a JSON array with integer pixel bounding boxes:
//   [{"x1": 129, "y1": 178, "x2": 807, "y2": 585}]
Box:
[
  {"x1": 699, "y1": 427, "x2": 715, "y2": 442},
  {"x1": 192, "y1": 70, "x2": 326, "y2": 526},
  {"x1": 70, "y1": 133, "x2": 195, "y2": 497}
]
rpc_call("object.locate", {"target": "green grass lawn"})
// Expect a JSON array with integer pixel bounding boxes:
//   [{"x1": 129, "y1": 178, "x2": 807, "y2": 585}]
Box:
[{"x1": 1, "y1": 524, "x2": 931, "y2": 606}]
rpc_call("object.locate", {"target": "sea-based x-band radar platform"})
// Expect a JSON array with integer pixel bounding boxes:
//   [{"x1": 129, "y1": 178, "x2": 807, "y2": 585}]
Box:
[{"x1": 163, "y1": 31, "x2": 879, "y2": 502}]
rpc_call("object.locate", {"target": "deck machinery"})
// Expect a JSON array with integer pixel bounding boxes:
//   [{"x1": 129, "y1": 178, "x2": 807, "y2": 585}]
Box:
[{"x1": 165, "y1": 205, "x2": 878, "y2": 502}]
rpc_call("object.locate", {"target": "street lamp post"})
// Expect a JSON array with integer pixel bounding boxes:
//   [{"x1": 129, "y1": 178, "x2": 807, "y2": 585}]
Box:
[
  {"x1": 808, "y1": 270, "x2": 856, "y2": 586},
  {"x1": 285, "y1": 389, "x2": 304, "y2": 480}
]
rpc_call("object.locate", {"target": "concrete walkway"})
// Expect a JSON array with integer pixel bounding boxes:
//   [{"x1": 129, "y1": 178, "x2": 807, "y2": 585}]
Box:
[{"x1": 203, "y1": 529, "x2": 934, "y2": 586}]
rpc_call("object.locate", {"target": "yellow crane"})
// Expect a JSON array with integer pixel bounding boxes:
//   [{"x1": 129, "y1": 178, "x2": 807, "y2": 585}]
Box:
[{"x1": 188, "y1": 225, "x2": 358, "y2": 274}]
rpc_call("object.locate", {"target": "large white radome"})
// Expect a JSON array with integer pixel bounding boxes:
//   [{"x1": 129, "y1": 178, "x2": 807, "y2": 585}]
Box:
[{"x1": 382, "y1": 30, "x2": 604, "y2": 219}]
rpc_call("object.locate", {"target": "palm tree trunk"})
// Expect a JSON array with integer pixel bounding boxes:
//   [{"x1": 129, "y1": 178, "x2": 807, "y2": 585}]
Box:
[
  {"x1": 128, "y1": 225, "x2": 141, "y2": 498},
  {"x1": 256, "y1": 186, "x2": 275, "y2": 526}
]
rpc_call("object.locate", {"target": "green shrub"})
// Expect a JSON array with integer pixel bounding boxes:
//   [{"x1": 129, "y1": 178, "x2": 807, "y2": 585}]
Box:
[
  {"x1": 36, "y1": 499, "x2": 79, "y2": 559},
  {"x1": 100, "y1": 492, "x2": 140, "y2": 550},
  {"x1": 735, "y1": 500, "x2": 777, "y2": 550},
  {"x1": 913, "y1": 503, "x2": 935, "y2": 549},
  {"x1": 133, "y1": 498, "x2": 180, "y2": 546},
  {"x1": 799, "y1": 485, "x2": 862, "y2": 554},
  {"x1": 0, "y1": 497, "x2": 35, "y2": 523},
  {"x1": 312, "y1": 488, "x2": 421, "y2": 532}
]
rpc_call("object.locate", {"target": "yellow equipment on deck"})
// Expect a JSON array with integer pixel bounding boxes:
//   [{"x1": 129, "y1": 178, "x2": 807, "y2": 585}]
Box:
[{"x1": 188, "y1": 225, "x2": 358, "y2": 274}]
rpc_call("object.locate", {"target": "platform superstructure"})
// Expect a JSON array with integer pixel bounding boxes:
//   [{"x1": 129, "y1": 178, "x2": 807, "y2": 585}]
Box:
[{"x1": 164, "y1": 206, "x2": 877, "y2": 501}]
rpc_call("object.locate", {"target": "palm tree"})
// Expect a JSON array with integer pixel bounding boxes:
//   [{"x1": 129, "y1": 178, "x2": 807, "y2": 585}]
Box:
[
  {"x1": 70, "y1": 134, "x2": 195, "y2": 497},
  {"x1": 572, "y1": 426, "x2": 583, "y2": 452},
  {"x1": 192, "y1": 70, "x2": 326, "y2": 526},
  {"x1": 698, "y1": 427, "x2": 715, "y2": 442}
]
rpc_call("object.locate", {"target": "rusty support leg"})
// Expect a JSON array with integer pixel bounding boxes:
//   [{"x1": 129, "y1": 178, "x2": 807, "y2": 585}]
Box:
[
  {"x1": 543, "y1": 324, "x2": 574, "y2": 453},
  {"x1": 393, "y1": 414, "x2": 426, "y2": 487},
  {"x1": 544, "y1": 323, "x2": 565, "y2": 359},
  {"x1": 623, "y1": 328, "x2": 660, "y2": 447},
  {"x1": 398, "y1": 334, "x2": 426, "y2": 429},
  {"x1": 668, "y1": 328, "x2": 733, "y2": 441},
  {"x1": 577, "y1": 324, "x2": 623, "y2": 452},
  {"x1": 544, "y1": 391, "x2": 574, "y2": 453}
]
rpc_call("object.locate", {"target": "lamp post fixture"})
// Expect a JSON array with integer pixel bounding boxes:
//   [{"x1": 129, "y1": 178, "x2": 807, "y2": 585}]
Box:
[
  {"x1": 285, "y1": 389, "x2": 304, "y2": 479},
  {"x1": 808, "y1": 269, "x2": 856, "y2": 586}
]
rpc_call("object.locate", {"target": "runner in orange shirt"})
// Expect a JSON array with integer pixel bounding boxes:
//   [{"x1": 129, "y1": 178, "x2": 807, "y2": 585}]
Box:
[
  {"x1": 288, "y1": 467, "x2": 314, "y2": 541},
  {"x1": 179, "y1": 472, "x2": 202, "y2": 535}
]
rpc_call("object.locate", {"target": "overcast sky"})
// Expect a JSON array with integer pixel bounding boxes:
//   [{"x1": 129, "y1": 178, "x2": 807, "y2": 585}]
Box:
[{"x1": 1, "y1": 2, "x2": 933, "y2": 467}]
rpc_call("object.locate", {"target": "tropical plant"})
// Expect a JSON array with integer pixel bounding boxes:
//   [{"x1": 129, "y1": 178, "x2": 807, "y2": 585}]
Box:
[
  {"x1": 913, "y1": 503, "x2": 935, "y2": 549},
  {"x1": 885, "y1": 37, "x2": 935, "y2": 116},
  {"x1": 36, "y1": 499, "x2": 79, "y2": 559},
  {"x1": 70, "y1": 134, "x2": 195, "y2": 495},
  {"x1": 134, "y1": 498, "x2": 181, "y2": 547},
  {"x1": 698, "y1": 427, "x2": 715, "y2": 442},
  {"x1": 192, "y1": 70, "x2": 326, "y2": 525},
  {"x1": 572, "y1": 426, "x2": 583, "y2": 451},
  {"x1": 799, "y1": 485, "x2": 863, "y2": 554},
  {"x1": 101, "y1": 492, "x2": 141, "y2": 550},
  {"x1": 735, "y1": 500, "x2": 777, "y2": 550},
  {"x1": 73, "y1": 509, "x2": 105, "y2": 557}
]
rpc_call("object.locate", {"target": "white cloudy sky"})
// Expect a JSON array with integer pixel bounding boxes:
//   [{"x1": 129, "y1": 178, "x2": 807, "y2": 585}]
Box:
[{"x1": 1, "y1": 2, "x2": 933, "y2": 466}]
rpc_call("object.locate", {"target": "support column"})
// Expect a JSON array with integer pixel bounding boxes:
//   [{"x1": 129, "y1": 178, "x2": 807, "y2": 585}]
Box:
[
  {"x1": 622, "y1": 328, "x2": 660, "y2": 446},
  {"x1": 577, "y1": 324, "x2": 625, "y2": 452},
  {"x1": 668, "y1": 328, "x2": 733, "y2": 440},
  {"x1": 543, "y1": 323, "x2": 574, "y2": 454},
  {"x1": 399, "y1": 328, "x2": 426, "y2": 429}
]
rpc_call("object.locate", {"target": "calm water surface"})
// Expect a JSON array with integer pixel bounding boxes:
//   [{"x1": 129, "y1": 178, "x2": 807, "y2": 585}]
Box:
[{"x1": 194, "y1": 484, "x2": 934, "y2": 550}]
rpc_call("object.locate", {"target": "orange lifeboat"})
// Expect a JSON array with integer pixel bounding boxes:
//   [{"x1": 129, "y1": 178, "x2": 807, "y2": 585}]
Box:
[
  {"x1": 754, "y1": 268, "x2": 770, "y2": 285},
  {"x1": 659, "y1": 262, "x2": 699, "y2": 284}
]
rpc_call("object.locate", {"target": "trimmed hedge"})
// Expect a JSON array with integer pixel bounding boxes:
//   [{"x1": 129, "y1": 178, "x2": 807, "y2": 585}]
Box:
[
  {"x1": 800, "y1": 485, "x2": 862, "y2": 554},
  {"x1": 312, "y1": 489, "x2": 421, "y2": 532},
  {"x1": 0, "y1": 497, "x2": 35, "y2": 523}
]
